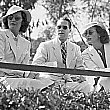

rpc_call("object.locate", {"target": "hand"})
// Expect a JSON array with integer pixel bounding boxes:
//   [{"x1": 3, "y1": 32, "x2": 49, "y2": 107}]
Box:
[
  {"x1": 27, "y1": 71, "x2": 40, "y2": 79},
  {"x1": 8, "y1": 70, "x2": 24, "y2": 78},
  {"x1": 78, "y1": 75, "x2": 86, "y2": 83},
  {"x1": 62, "y1": 74, "x2": 73, "y2": 82},
  {"x1": 57, "y1": 61, "x2": 65, "y2": 68},
  {"x1": 71, "y1": 75, "x2": 86, "y2": 83}
]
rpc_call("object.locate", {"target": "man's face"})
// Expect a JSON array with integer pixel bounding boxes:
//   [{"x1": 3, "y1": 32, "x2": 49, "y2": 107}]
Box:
[{"x1": 57, "y1": 19, "x2": 70, "y2": 42}]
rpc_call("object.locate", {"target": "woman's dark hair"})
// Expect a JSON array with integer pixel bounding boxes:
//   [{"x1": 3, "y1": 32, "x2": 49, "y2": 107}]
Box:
[
  {"x1": 94, "y1": 25, "x2": 109, "y2": 44},
  {"x1": 3, "y1": 11, "x2": 29, "y2": 33}
]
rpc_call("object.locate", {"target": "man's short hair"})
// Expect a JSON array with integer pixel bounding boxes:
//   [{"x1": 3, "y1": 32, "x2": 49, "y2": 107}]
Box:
[{"x1": 58, "y1": 17, "x2": 71, "y2": 29}]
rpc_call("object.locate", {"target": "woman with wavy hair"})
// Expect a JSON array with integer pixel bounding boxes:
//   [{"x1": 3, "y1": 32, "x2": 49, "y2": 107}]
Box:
[
  {"x1": 0, "y1": 5, "x2": 31, "y2": 77},
  {"x1": 82, "y1": 22, "x2": 110, "y2": 91}
]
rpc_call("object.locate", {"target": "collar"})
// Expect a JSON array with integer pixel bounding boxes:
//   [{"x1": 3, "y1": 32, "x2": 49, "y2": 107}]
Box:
[
  {"x1": 8, "y1": 29, "x2": 20, "y2": 41},
  {"x1": 57, "y1": 38, "x2": 67, "y2": 45},
  {"x1": 9, "y1": 30, "x2": 20, "y2": 41}
]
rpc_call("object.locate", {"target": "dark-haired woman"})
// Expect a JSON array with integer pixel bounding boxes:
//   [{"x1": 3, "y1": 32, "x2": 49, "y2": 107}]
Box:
[
  {"x1": 0, "y1": 5, "x2": 53, "y2": 90},
  {"x1": 0, "y1": 5, "x2": 31, "y2": 77},
  {"x1": 82, "y1": 22, "x2": 110, "y2": 91}
]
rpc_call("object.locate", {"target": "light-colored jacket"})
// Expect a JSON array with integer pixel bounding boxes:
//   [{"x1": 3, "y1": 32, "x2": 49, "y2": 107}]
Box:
[
  {"x1": 32, "y1": 37, "x2": 84, "y2": 69},
  {"x1": 32, "y1": 38, "x2": 91, "y2": 94},
  {"x1": 82, "y1": 44, "x2": 110, "y2": 91},
  {"x1": 32, "y1": 37, "x2": 91, "y2": 94},
  {"x1": 0, "y1": 29, "x2": 31, "y2": 74},
  {"x1": 82, "y1": 45, "x2": 110, "y2": 69},
  {"x1": 0, "y1": 29, "x2": 30, "y2": 64}
]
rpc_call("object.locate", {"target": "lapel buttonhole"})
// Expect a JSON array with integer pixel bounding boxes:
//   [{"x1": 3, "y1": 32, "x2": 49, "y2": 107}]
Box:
[{"x1": 91, "y1": 54, "x2": 93, "y2": 56}]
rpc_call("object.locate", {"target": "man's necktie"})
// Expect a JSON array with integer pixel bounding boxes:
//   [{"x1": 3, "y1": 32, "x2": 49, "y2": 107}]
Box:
[{"x1": 61, "y1": 42, "x2": 67, "y2": 67}]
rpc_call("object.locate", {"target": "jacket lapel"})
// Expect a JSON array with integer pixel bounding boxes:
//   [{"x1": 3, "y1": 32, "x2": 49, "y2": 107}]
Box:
[
  {"x1": 5, "y1": 30, "x2": 26, "y2": 62},
  {"x1": 5, "y1": 30, "x2": 17, "y2": 58},
  {"x1": 16, "y1": 36, "x2": 26, "y2": 62},
  {"x1": 88, "y1": 46, "x2": 104, "y2": 68},
  {"x1": 66, "y1": 41, "x2": 75, "y2": 67},
  {"x1": 52, "y1": 38, "x2": 62, "y2": 63}
]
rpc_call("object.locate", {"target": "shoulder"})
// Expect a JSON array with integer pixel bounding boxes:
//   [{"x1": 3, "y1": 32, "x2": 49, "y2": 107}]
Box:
[
  {"x1": 82, "y1": 46, "x2": 92, "y2": 54},
  {"x1": 68, "y1": 41, "x2": 80, "y2": 49},
  {"x1": 104, "y1": 42, "x2": 110, "y2": 47},
  {"x1": 0, "y1": 29, "x2": 8, "y2": 35},
  {"x1": 0, "y1": 29, "x2": 9, "y2": 40},
  {"x1": 20, "y1": 35, "x2": 30, "y2": 44},
  {"x1": 39, "y1": 39, "x2": 54, "y2": 47}
]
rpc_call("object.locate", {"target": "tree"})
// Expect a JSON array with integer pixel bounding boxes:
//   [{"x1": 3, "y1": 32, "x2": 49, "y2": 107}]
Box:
[
  {"x1": 40, "y1": 0, "x2": 75, "y2": 24},
  {"x1": 0, "y1": 0, "x2": 38, "y2": 16},
  {"x1": 1, "y1": 0, "x2": 110, "y2": 41},
  {"x1": 81, "y1": 0, "x2": 110, "y2": 32},
  {"x1": 39, "y1": 0, "x2": 88, "y2": 43}
]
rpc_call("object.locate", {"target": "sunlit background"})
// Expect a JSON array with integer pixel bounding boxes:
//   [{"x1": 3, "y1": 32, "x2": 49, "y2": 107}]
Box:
[{"x1": 29, "y1": 0, "x2": 85, "y2": 42}]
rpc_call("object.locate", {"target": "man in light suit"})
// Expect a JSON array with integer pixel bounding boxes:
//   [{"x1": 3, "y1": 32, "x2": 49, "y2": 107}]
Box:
[
  {"x1": 82, "y1": 22, "x2": 110, "y2": 91},
  {"x1": 32, "y1": 17, "x2": 90, "y2": 94}
]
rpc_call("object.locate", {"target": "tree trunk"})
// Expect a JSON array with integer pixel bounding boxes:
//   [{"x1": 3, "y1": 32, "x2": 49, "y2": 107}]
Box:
[{"x1": 58, "y1": 0, "x2": 64, "y2": 18}]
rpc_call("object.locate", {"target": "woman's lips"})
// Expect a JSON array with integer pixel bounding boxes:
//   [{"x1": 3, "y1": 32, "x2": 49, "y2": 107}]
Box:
[{"x1": 10, "y1": 23, "x2": 16, "y2": 25}]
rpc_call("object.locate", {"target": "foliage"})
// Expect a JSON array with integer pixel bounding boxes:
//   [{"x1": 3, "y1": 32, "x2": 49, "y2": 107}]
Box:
[
  {"x1": 0, "y1": 80, "x2": 110, "y2": 110},
  {"x1": 40, "y1": 0, "x2": 76, "y2": 24},
  {"x1": 0, "y1": 0, "x2": 38, "y2": 16},
  {"x1": 41, "y1": 26, "x2": 56, "y2": 40},
  {"x1": 1, "y1": 0, "x2": 110, "y2": 42},
  {"x1": 39, "y1": 0, "x2": 110, "y2": 35},
  {"x1": 1, "y1": 0, "x2": 110, "y2": 29},
  {"x1": 81, "y1": 0, "x2": 110, "y2": 32}
]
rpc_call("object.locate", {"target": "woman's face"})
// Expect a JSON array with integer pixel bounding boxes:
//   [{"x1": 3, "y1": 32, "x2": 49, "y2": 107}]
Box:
[
  {"x1": 7, "y1": 12, "x2": 22, "y2": 33},
  {"x1": 83, "y1": 27, "x2": 100, "y2": 45}
]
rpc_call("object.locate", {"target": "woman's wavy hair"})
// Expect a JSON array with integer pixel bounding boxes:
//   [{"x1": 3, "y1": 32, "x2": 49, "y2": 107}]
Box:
[
  {"x1": 94, "y1": 25, "x2": 109, "y2": 44},
  {"x1": 3, "y1": 11, "x2": 29, "y2": 33}
]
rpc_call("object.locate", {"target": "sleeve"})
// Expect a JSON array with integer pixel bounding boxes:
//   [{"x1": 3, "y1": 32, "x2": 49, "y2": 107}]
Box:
[
  {"x1": 32, "y1": 42, "x2": 48, "y2": 65},
  {"x1": 0, "y1": 32, "x2": 5, "y2": 61},
  {"x1": 22, "y1": 41, "x2": 31, "y2": 64},
  {"x1": 75, "y1": 46, "x2": 85, "y2": 69},
  {"x1": 0, "y1": 31, "x2": 16, "y2": 74}
]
